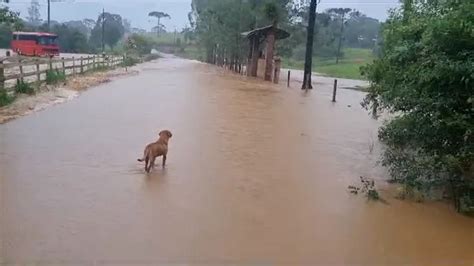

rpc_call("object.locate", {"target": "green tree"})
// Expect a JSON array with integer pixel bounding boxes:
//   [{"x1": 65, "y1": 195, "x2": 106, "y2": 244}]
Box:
[
  {"x1": 0, "y1": 5, "x2": 22, "y2": 48},
  {"x1": 327, "y1": 8, "x2": 352, "y2": 64},
  {"x1": 362, "y1": 0, "x2": 474, "y2": 210},
  {"x1": 90, "y1": 12, "x2": 125, "y2": 50},
  {"x1": 50, "y1": 24, "x2": 89, "y2": 53},
  {"x1": 148, "y1": 11, "x2": 170, "y2": 36}
]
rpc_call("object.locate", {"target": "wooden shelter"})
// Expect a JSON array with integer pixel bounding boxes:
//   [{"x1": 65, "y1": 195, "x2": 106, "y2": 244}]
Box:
[{"x1": 241, "y1": 25, "x2": 290, "y2": 83}]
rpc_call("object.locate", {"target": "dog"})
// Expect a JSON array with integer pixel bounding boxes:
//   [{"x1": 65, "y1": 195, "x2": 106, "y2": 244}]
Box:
[{"x1": 138, "y1": 130, "x2": 173, "y2": 173}]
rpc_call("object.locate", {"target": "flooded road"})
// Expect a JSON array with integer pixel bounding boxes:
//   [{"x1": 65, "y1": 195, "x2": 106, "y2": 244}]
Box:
[{"x1": 1, "y1": 57, "x2": 473, "y2": 265}]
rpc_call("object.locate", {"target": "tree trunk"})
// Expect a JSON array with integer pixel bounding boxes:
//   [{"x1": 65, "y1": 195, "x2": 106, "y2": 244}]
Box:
[
  {"x1": 157, "y1": 18, "x2": 161, "y2": 36},
  {"x1": 264, "y1": 28, "x2": 275, "y2": 81},
  {"x1": 302, "y1": 0, "x2": 318, "y2": 90},
  {"x1": 336, "y1": 15, "x2": 345, "y2": 64}
]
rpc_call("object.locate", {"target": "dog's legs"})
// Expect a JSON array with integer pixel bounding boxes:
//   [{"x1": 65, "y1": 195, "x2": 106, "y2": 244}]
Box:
[
  {"x1": 149, "y1": 157, "x2": 156, "y2": 172},
  {"x1": 162, "y1": 155, "x2": 167, "y2": 167},
  {"x1": 145, "y1": 157, "x2": 150, "y2": 173}
]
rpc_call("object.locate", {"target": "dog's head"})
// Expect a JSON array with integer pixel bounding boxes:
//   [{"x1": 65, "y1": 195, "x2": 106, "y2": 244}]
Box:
[{"x1": 159, "y1": 130, "x2": 173, "y2": 139}]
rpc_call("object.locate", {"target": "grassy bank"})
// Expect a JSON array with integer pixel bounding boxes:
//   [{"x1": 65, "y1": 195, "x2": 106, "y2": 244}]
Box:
[{"x1": 283, "y1": 48, "x2": 375, "y2": 80}]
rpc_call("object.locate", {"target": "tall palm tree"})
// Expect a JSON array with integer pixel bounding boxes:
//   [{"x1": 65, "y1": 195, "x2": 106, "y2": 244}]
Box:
[{"x1": 148, "y1": 11, "x2": 170, "y2": 36}]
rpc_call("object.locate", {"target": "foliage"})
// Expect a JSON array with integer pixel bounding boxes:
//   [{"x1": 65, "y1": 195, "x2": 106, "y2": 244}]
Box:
[
  {"x1": 45, "y1": 69, "x2": 66, "y2": 85},
  {"x1": 189, "y1": 0, "x2": 380, "y2": 68},
  {"x1": 148, "y1": 11, "x2": 170, "y2": 36},
  {"x1": 50, "y1": 24, "x2": 90, "y2": 53},
  {"x1": 126, "y1": 33, "x2": 153, "y2": 55},
  {"x1": 14, "y1": 79, "x2": 34, "y2": 95},
  {"x1": 0, "y1": 6, "x2": 23, "y2": 30},
  {"x1": 348, "y1": 176, "x2": 380, "y2": 200},
  {"x1": 121, "y1": 55, "x2": 140, "y2": 67},
  {"x1": 90, "y1": 12, "x2": 125, "y2": 50},
  {"x1": 0, "y1": 89, "x2": 15, "y2": 107},
  {"x1": 361, "y1": 0, "x2": 474, "y2": 212}
]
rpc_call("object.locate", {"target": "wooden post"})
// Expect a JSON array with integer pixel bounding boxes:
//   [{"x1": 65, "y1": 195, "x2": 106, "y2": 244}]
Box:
[
  {"x1": 93, "y1": 56, "x2": 96, "y2": 70},
  {"x1": 287, "y1": 70, "x2": 291, "y2": 87},
  {"x1": 36, "y1": 60, "x2": 41, "y2": 86},
  {"x1": 18, "y1": 59, "x2": 24, "y2": 83},
  {"x1": 123, "y1": 55, "x2": 127, "y2": 72},
  {"x1": 61, "y1": 57, "x2": 66, "y2": 76},
  {"x1": 49, "y1": 56, "x2": 53, "y2": 70},
  {"x1": 332, "y1": 79, "x2": 338, "y2": 102},
  {"x1": 0, "y1": 59, "x2": 5, "y2": 92},
  {"x1": 72, "y1": 57, "x2": 76, "y2": 75},
  {"x1": 80, "y1": 56, "x2": 84, "y2": 74}
]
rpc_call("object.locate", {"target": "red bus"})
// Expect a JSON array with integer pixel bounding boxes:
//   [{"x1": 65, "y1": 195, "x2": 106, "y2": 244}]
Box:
[{"x1": 10, "y1": 32, "x2": 60, "y2": 57}]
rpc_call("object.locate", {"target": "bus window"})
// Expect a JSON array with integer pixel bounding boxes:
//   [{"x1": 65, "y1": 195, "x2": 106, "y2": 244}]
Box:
[
  {"x1": 38, "y1": 36, "x2": 58, "y2": 46},
  {"x1": 18, "y1": 34, "x2": 38, "y2": 41}
]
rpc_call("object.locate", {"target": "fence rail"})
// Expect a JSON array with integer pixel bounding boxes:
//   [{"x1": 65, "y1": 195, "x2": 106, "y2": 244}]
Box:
[{"x1": 0, "y1": 54, "x2": 125, "y2": 93}]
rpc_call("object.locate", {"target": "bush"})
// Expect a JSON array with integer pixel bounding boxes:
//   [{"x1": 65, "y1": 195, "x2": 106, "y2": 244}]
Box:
[
  {"x1": 348, "y1": 176, "x2": 380, "y2": 201},
  {"x1": 121, "y1": 56, "x2": 140, "y2": 67},
  {"x1": 46, "y1": 69, "x2": 66, "y2": 85},
  {"x1": 361, "y1": 0, "x2": 474, "y2": 212},
  {"x1": 0, "y1": 89, "x2": 15, "y2": 107},
  {"x1": 15, "y1": 79, "x2": 35, "y2": 95},
  {"x1": 126, "y1": 34, "x2": 153, "y2": 56}
]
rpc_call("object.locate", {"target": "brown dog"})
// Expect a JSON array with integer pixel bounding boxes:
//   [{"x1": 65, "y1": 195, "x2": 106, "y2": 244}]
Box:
[{"x1": 138, "y1": 130, "x2": 173, "y2": 173}]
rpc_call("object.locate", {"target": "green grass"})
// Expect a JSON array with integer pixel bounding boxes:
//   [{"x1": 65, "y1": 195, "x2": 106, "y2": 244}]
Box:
[
  {"x1": 283, "y1": 48, "x2": 375, "y2": 80},
  {"x1": 144, "y1": 32, "x2": 185, "y2": 46},
  {"x1": 0, "y1": 89, "x2": 15, "y2": 107},
  {"x1": 45, "y1": 69, "x2": 66, "y2": 85}
]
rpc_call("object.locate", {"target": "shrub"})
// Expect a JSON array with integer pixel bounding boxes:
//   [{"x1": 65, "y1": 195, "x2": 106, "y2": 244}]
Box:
[
  {"x1": 121, "y1": 56, "x2": 140, "y2": 67},
  {"x1": 361, "y1": 0, "x2": 474, "y2": 212},
  {"x1": 45, "y1": 69, "x2": 66, "y2": 85},
  {"x1": 348, "y1": 176, "x2": 380, "y2": 201},
  {"x1": 15, "y1": 79, "x2": 34, "y2": 95},
  {"x1": 0, "y1": 89, "x2": 15, "y2": 107}
]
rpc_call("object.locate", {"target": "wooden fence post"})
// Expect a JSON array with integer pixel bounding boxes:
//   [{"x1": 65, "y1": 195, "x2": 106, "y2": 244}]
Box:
[
  {"x1": 72, "y1": 57, "x2": 76, "y2": 75},
  {"x1": 123, "y1": 55, "x2": 127, "y2": 72},
  {"x1": 18, "y1": 59, "x2": 24, "y2": 83},
  {"x1": 36, "y1": 59, "x2": 41, "y2": 88},
  {"x1": 93, "y1": 56, "x2": 96, "y2": 70},
  {"x1": 0, "y1": 59, "x2": 5, "y2": 92},
  {"x1": 332, "y1": 79, "x2": 338, "y2": 102},
  {"x1": 48, "y1": 56, "x2": 53, "y2": 71},
  {"x1": 80, "y1": 57, "x2": 84, "y2": 74},
  {"x1": 287, "y1": 70, "x2": 291, "y2": 87},
  {"x1": 61, "y1": 57, "x2": 66, "y2": 76}
]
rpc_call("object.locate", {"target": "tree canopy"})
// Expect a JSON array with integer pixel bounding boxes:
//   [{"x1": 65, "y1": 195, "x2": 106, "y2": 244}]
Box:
[{"x1": 90, "y1": 12, "x2": 125, "y2": 50}]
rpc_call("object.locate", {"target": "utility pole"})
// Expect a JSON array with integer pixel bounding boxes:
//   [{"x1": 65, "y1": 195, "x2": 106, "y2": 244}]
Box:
[
  {"x1": 101, "y1": 8, "x2": 105, "y2": 53},
  {"x1": 47, "y1": 0, "x2": 50, "y2": 31},
  {"x1": 302, "y1": 0, "x2": 319, "y2": 90}
]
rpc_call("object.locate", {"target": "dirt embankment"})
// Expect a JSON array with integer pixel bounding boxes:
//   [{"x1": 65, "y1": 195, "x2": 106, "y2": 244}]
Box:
[{"x1": 0, "y1": 66, "x2": 139, "y2": 124}]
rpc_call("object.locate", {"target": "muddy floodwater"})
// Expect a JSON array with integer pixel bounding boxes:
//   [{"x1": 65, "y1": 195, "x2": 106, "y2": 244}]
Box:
[{"x1": 1, "y1": 57, "x2": 473, "y2": 265}]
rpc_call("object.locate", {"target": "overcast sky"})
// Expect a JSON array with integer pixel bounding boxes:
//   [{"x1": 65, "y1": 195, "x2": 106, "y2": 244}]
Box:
[{"x1": 6, "y1": 0, "x2": 400, "y2": 31}]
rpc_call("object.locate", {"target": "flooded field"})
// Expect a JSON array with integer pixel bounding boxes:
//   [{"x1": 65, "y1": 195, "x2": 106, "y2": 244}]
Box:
[{"x1": 1, "y1": 57, "x2": 473, "y2": 264}]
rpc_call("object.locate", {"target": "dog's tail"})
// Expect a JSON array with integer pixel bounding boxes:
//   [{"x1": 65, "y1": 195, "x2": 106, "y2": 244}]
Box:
[{"x1": 137, "y1": 148, "x2": 149, "y2": 162}]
